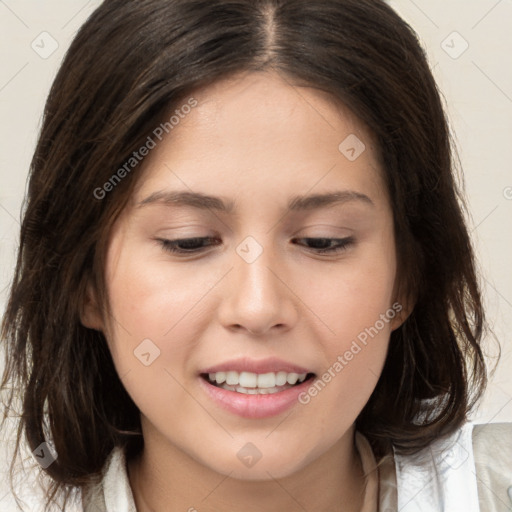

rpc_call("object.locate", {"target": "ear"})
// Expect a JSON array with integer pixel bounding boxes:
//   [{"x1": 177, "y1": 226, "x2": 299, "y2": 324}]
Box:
[
  {"x1": 79, "y1": 280, "x2": 105, "y2": 331},
  {"x1": 389, "y1": 285, "x2": 416, "y2": 332}
]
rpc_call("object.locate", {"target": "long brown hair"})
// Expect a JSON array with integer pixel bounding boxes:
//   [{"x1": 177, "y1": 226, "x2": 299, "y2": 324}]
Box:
[{"x1": 1, "y1": 0, "x2": 492, "y2": 509}]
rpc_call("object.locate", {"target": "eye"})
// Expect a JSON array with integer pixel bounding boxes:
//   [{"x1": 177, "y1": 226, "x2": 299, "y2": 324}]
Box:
[
  {"x1": 292, "y1": 237, "x2": 355, "y2": 254},
  {"x1": 157, "y1": 237, "x2": 220, "y2": 254},
  {"x1": 156, "y1": 236, "x2": 355, "y2": 256}
]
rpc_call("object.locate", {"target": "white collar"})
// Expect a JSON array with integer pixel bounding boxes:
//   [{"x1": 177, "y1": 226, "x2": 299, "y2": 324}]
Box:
[
  {"x1": 94, "y1": 422, "x2": 479, "y2": 512},
  {"x1": 393, "y1": 421, "x2": 479, "y2": 511}
]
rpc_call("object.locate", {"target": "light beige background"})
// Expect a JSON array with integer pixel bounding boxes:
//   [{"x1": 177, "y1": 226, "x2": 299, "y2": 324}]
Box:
[{"x1": 0, "y1": 1, "x2": 511, "y2": 506}]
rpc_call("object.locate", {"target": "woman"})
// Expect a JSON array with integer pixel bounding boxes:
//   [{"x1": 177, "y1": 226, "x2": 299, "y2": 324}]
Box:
[{"x1": 1, "y1": 0, "x2": 511, "y2": 510}]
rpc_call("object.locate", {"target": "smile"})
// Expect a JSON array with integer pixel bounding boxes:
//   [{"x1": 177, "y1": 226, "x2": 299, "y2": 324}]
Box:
[
  {"x1": 202, "y1": 371, "x2": 313, "y2": 394},
  {"x1": 198, "y1": 360, "x2": 317, "y2": 418}
]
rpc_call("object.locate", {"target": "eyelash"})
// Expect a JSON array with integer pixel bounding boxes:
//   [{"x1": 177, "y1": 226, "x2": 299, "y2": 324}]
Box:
[{"x1": 156, "y1": 236, "x2": 355, "y2": 255}]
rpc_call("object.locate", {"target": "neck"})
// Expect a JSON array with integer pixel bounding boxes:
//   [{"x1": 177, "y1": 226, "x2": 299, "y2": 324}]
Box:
[{"x1": 128, "y1": 424, "x2": 366, "y2": 512}]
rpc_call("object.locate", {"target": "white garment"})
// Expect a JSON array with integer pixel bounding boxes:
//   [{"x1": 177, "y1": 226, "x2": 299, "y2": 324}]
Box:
[
  {"x1": 0, "y1": 420, "x2": 497, "y2": 511},
  {"x1": 393, "y1": 422, "x2": 480, "y2": 511},
  {"x1": 101, "y1": 445, "x2": 137, "y2": 512},
  {"x1": 2, "y1": 421, "x2": 510, "y2": 511},
  {"x1": 82, "y1": 421, "x2": 504, "y2": 511}
]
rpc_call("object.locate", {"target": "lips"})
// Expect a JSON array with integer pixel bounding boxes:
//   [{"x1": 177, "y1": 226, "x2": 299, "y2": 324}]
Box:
[
  {"x1": 198, "y1": 357, "x2": 316, "y2": 418},
  {"x1": 200, "y1": 357, "x2": 312, "y2": 375}
]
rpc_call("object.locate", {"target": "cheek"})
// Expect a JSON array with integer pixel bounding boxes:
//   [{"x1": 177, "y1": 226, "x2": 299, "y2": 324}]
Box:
[
  {"x1": 101, "y1": 248, "x2": 206, "y2": 422},
  {"x1": 310, "y1": 267, "x2": 395, "y2": 332},
  {"x1": 102, "y1": 242, "x2": 208, "y2": 372},
  {"x1": 300, "y1": 236, "x2": 397, "y2": 342},
  {"x1": 297, "y1": 305, "x2": 392, "y2": 435},
  {"x1": 106, "y1": 240, "x2": 223, "y2": 333},
  {"x1": 295, "y1": 235, "x2": 396, "y2": 405}
]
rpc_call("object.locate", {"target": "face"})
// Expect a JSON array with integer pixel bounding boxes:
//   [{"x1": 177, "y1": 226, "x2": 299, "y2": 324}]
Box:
[{"x1": 83, "y1": 70, "x2": 404, "y2": 480}]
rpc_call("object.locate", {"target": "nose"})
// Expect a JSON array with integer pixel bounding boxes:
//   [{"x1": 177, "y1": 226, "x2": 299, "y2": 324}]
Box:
[{"x1": 217, "y1": 243, "x2": 298, "y2": 336}]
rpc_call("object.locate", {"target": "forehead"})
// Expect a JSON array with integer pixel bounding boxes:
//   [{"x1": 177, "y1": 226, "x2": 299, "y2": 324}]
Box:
[
  {"x1": 170, "y1": 70, "x2": 373, "y2": 152},
  {"x1": 131, "y1": 70, "x2": 386, "y2": 212}
]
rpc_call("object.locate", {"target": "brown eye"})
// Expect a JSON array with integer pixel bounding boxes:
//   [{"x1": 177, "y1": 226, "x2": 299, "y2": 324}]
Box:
[
  {"x1": 157, "y1": 237, "x2": 220, "y2": 254},
  {"x1": 292, "y1": 237, "x2": 355, "y2": 254}
]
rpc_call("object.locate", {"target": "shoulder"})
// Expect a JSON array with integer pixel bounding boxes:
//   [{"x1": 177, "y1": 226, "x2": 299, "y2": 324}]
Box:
[
  {"x1": 472, "y1": 422, "x2": 512, "y2": 510},
  {"x1": 472, "y1": 420, "x2": 512, "y2": 453},
  {"x1": 387, "y1": 421, "x2": 512, "y2": 511}
]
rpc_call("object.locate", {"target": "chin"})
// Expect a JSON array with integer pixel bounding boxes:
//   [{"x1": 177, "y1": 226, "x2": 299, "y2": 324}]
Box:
[{"x1": 194, "y1": 441, "x2": 315, "y2": 481}]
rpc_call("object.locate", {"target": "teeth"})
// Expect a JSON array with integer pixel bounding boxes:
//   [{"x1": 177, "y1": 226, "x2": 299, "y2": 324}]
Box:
[
  {"x1": 235, "y1": 386, "x2": 281, "y2": 395},
  {"x1": 226, "y1": 371, "x2": 238, "y2": 385},
  {"x1": 206, "y1": 370, "x2": 309, "y2": 389},
  {"x1": 276, "y1": 371, "x2": 287, "y2": 386},
  {"x1": 210, "y1": 371, "x2": 226, "y2": 384},
  {"x1": 240, "y1": 372, "x2": 258, "y2": 388},
  {"x1": 287, "y1": 373, "x2": 299, "y2": 385},
  {"x1": 258, "y1": 372, "x2": 276, "y2": 388}
]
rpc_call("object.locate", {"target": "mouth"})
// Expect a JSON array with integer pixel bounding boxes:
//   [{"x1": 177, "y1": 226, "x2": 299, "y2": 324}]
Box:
[
  {"x1": 200, "y1": 371, "x2": 316, "y2": 395},
  {"x1": 198, "y1": 358, "x2": 317, "y2": 418}
]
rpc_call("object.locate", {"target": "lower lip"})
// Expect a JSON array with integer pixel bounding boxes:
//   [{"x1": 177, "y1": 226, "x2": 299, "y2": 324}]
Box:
[{"x1": 198, "y1": 376, "x2": 313, "y2": 419}]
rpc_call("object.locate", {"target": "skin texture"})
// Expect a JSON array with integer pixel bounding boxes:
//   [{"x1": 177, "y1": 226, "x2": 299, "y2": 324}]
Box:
[{"x1": 82, "y1": 70, "x2": 407, "y2": 511}]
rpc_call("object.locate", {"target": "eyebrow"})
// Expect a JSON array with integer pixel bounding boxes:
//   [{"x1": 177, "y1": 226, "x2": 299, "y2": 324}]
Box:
[{"x1": 136, "y1": 189, "x2": 374, "y2": 213}]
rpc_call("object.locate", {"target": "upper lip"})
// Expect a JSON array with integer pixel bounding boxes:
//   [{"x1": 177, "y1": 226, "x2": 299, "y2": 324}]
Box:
[{"x1": 200, "y1": 357, "x2": 312, "y2": 375}]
